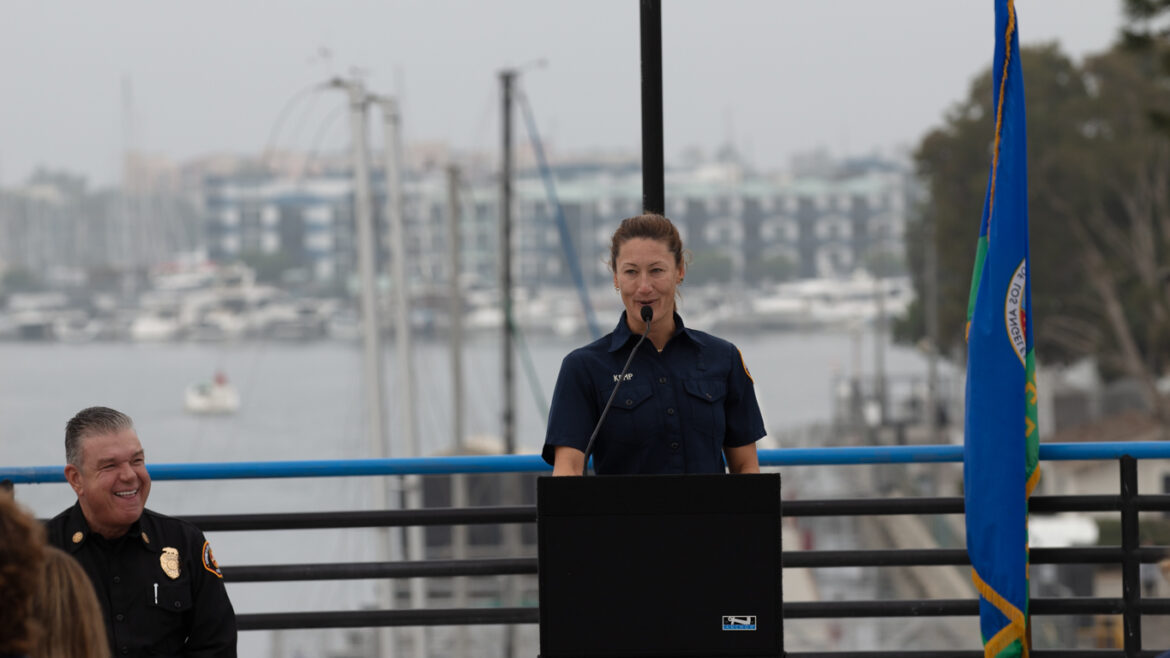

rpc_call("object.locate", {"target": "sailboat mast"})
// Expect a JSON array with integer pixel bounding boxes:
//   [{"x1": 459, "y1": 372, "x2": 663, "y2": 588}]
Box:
[
  {"x1": 340, "y1": 79, "x2": 389, "y2": 465},
  {"x1": 335, "y1": 77, "x2": 397, "y2": 658},
  {"x1": 498, "y1": 67, "x2": 523, "y2": 658},
  {"x1": 446, "y1": 162, "x2": 470, "y2": 658},
  {"x1": 499, "y1": 70, "x2": 516, "y2": 455},
  {"x1": 378, "y1": 96, "x2": 428, "y2": 658},
  {"x1": 120, "y1": 76, "x2": 138, "y2": 301},
  {"x1": 447, "y1": 164, "x2": 465, "y2": 452}
]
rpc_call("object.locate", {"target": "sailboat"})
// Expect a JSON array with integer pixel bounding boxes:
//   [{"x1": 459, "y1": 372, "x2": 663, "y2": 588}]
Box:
[{"x1": 184, "y1": 370, "x2": 241, "y2": 415}]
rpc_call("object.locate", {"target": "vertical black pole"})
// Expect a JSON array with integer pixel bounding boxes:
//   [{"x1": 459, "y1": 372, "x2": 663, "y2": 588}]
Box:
[
  {"x1": 640, "y1": 0, "x2": 664, "y2": 215},
  {"x1": 500, "y1": 70, "x2": 516, "y2": 456},
  {"x1": 1120, "y1": 455, "x2": 1141, "y2": 656},
  {"x1": 499, "y1": 68, "x2": 518, "y2": 658}
]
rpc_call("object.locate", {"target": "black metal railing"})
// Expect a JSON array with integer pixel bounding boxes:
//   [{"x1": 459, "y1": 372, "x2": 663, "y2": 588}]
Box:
[
  {"x1": 8, "y1": 445, "x2": 1170, "y2": 655},
  {"x1": 170, "y1": 456, "x2": 1170, "y2": 657}
]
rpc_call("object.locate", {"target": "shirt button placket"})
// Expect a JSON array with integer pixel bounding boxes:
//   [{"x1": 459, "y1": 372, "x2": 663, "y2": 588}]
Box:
[{"x1": 662, "y1": 373, "x2": 684, "y2": 472}]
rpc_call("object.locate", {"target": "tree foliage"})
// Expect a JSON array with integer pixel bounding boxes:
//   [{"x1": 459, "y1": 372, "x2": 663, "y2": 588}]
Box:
[
  {"x1": 1122, "y1": 0, "x2": 1170, "y2": 136},
  {"x1": 686, "y1": 249, "x2": 733, "y2": 284},
  {"x1": 747, "y1": 253, "x2": 799, "y2": 284},
  {"x1": 901, "y1": 43, "x2": 1170, "y2": 418},
  {"x1": 1, "y1": 268, "x2": 45, "y2": 293},
  {"x1": 238, "y1": 251, "x2": 298, "y2": 286}
]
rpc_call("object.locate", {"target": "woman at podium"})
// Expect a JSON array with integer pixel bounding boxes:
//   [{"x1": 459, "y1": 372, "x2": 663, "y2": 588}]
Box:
[{"x1": 542, "y1": 214, "x2": 766, "y2": 475}]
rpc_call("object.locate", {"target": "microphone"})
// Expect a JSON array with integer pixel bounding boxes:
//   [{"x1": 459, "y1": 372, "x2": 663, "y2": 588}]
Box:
[
  {"x1": 640, "y1": 304, "x2": 653, "y2": 325},
  {"x1": 581, "y1": 306, "x2": 653, "y2": 475}
]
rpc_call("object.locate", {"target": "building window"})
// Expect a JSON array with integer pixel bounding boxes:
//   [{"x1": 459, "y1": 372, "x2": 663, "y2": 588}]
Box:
[
  {"x1": 305, "y1": 206, "x2": 333, "y2": 226},
  {"x1": 814, "y1": 215, "x2": 852, "y2": 241},
  {"x1": 761, "y1": 216, "x2": 798, "y2": 243},
  {"x1": 221, "y1": 235, "x2": 241, "y2": 254},
  {"x1": 220, "y1": 208, "x2": 241, "y2": 226},
  {"x1": 703, "y1": 218, "x2": 742, "y2": 245}
]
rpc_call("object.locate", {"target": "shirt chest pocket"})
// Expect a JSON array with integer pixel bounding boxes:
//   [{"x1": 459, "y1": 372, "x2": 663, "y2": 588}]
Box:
[
  {"x1": 683, "y1": 379, "x2": 727, "y2": 439},
  {"x1": 152, "y1": 580, "x2": 192, "y2": 612},
  {"x1": 601, "y1": 383, "x2": 654, "y2": 443},
  {"x1": 144, "y1": 580, "x2": 192, "y2": 654}
]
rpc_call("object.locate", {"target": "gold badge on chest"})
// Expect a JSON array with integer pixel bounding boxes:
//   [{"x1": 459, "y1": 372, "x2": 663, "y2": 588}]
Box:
[{"x1": 160, "y1": 547, "x2": 180, "y2": 580}]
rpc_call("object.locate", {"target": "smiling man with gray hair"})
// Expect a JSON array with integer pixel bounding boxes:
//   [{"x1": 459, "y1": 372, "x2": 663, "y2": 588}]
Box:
[{"x1": 46, "y1": 406, "x2": 237, "y2": 657}]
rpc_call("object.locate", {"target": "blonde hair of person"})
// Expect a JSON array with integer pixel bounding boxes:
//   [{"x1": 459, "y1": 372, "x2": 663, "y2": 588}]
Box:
[{"x1": 31, "y1": 547, "x2": 110, "y2": 658}]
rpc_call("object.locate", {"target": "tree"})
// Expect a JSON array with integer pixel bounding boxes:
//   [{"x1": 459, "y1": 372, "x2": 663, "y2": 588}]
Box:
[
  {"x1": 686, "y1": 250, "x2": 733, "y2": 284},
  {"x1": 1122, "y1": 0, "x2": 1170, "y2": 132},
  {"x1": 238, "y1": 251, "x2": 298, "y2": 286},
  {"x1": 1062, "y1": 46, "x2": 1170, "y2": 417},
  {"x1": 1, "y1": 268, "x2": 45, "y2": 293},
  {"x1": 747, "y1": 253, "x2": 799, "y2": 284},
  {"x1": 900, "y1": 43, "x2": 1170, "y2": 419}
]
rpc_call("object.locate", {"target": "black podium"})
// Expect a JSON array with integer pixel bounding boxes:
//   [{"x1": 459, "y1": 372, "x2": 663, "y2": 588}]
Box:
[{"x1": 537, "y1": 473, "x2": 783, "y2": 658}]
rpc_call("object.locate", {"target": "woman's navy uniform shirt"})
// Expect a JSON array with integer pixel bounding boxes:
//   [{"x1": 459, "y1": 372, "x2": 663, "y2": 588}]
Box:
[{"x1": 542, "y1": 312, "x2": 766, "y2": 474}]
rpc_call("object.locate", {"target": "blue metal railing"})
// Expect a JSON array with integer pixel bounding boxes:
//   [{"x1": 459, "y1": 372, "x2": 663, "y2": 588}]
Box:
[
  {"x1": 5, "y1": 442, "x2": 1170, "y2": 656},
  {"x1": 5, "y1": 441, "x2": 1170, "y2": 483}
]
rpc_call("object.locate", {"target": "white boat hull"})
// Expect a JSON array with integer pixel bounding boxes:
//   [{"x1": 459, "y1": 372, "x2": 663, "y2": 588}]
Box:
[{"x1": 184, "y1": 383, "x2": 240, "y2": 415}]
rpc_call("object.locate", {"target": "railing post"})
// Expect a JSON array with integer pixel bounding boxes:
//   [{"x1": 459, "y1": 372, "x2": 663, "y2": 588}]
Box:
[{"x1": 1119, "y1": 455, "x2": 1140, "y2": 657}]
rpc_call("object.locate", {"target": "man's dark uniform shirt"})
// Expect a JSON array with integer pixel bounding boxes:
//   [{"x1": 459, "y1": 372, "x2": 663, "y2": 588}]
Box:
[
  {"x1": 47, "y1": 503, "x2": 237, "y2": 658},
  {"x1": 543, "y1": 312, "x2": 766, "y2": 474}
]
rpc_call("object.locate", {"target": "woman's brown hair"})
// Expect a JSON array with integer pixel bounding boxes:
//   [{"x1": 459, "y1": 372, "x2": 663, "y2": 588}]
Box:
[
  {"x1": 608, "y1": 214, "x2": 687, "y2": 272},
  {"x1": 0, "y1": 494, "x2": 47, "y2": 655},
  {"x1": 32, "y1": 547, "x2": 111, "y2": 658}
]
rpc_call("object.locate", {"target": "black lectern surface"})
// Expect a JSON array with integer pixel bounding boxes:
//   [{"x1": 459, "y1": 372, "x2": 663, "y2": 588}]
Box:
[{"x1": 538, "y1": 473, "x2": 782, "y2": 658}]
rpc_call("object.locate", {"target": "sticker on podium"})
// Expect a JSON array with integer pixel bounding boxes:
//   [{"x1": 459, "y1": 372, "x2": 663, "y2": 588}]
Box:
[{"x1": 721, "y1": 615, "x2": 757, "y2": 631}]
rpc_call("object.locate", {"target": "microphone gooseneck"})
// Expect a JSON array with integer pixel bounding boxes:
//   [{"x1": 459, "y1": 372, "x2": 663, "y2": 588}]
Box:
[{"x1": 580, "y1": 307, "x2": 654, "y2": 475}]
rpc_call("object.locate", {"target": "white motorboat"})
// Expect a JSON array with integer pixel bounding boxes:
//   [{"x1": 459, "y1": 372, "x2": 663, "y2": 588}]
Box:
[{"x1": 184, "y1": 372, "x2": 240, "y2": 415}]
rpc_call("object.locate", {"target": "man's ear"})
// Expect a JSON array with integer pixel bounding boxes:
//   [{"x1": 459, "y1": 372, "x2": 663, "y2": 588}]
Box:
[{"x1": 65, "y1": 464, "x2": 83, "y2": 495}]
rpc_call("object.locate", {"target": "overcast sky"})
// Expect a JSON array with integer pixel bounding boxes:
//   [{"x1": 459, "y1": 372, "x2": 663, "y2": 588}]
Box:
[{"x1": 0, "y1": 0, "x2": 1124, "y2": 187}]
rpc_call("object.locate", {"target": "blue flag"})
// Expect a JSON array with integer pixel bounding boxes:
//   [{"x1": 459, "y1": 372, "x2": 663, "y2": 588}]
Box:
[{"x1": 963, "y1": 1, "x2": 1039, "y2": 656}]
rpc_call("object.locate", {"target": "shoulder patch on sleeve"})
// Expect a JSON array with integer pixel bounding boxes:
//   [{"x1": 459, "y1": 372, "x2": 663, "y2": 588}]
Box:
[
  {"x1": 737, "y1": 349, "x2": 754, "y2": 384},
  {"x1": 202, "y1": 540, "x2": 223, "y2": 578}
]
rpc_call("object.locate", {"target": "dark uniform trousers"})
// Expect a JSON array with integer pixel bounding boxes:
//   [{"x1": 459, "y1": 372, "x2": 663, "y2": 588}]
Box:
[{"x1": 46, "y1": 503, "x2": 237, "y2": 658}]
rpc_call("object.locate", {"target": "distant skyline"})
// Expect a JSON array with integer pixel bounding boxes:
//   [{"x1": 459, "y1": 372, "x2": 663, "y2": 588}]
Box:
[{"x1": 0, "y1": 0, "x2": 1124, "y2": 187}]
